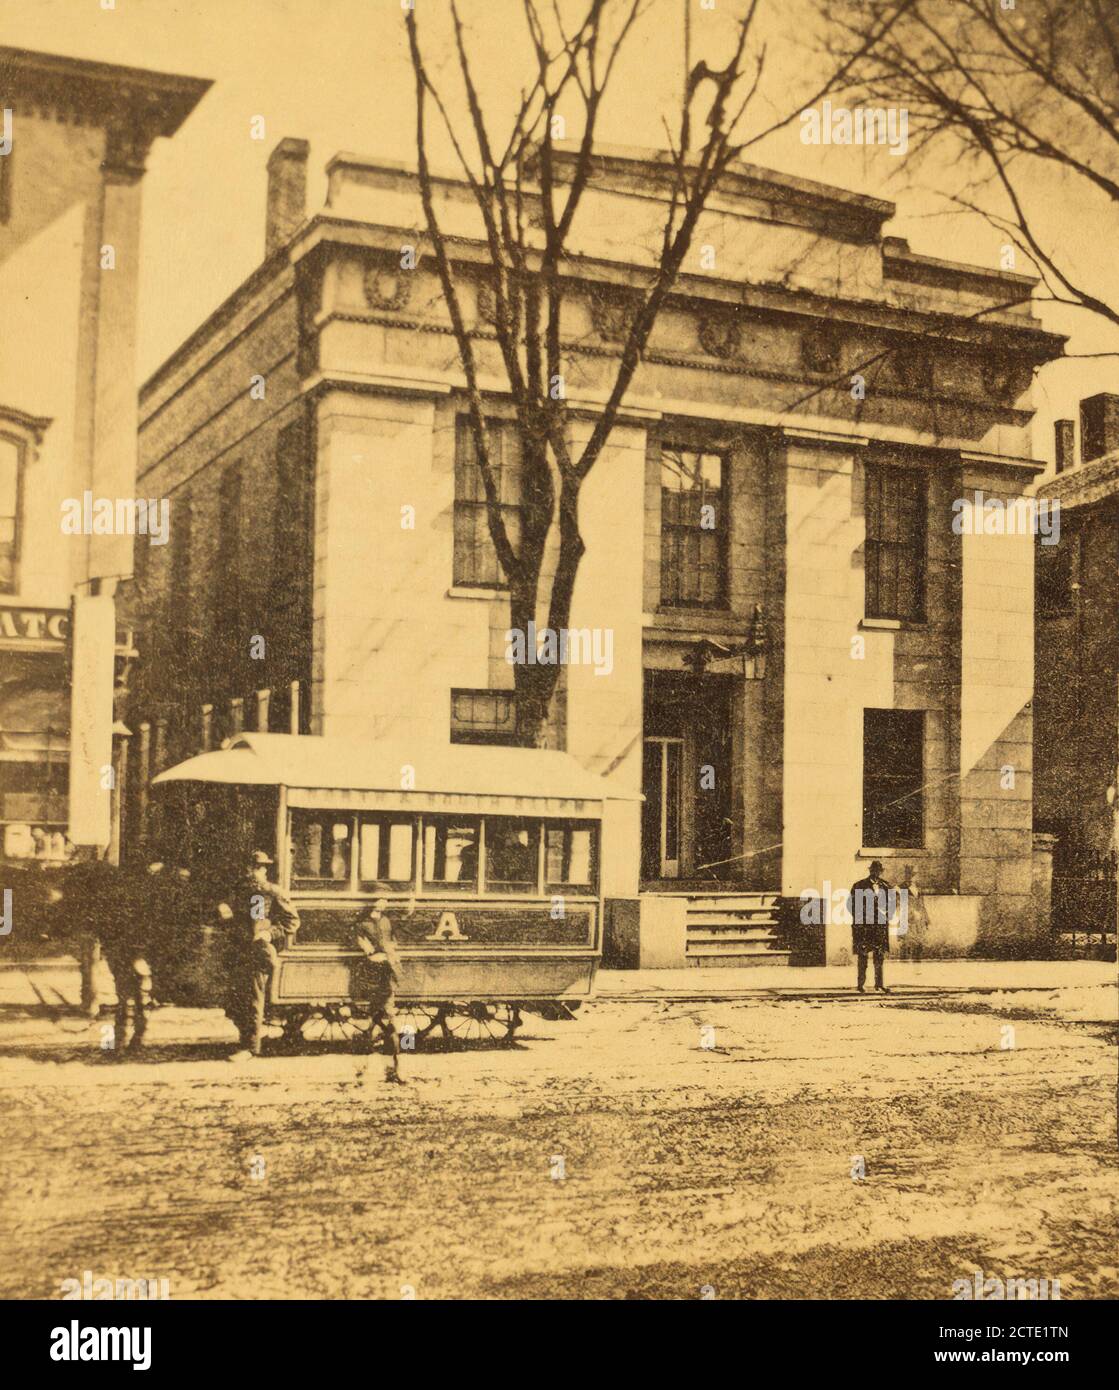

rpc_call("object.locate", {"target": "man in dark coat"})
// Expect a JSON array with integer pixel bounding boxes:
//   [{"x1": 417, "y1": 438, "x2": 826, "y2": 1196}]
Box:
[
  {"x1": 848, "y1": 860, "x2": 892, "y2": 994},
  {"x1": 101, "y1": 865, "x2": 157, "y2": 1053},
  {"x1": 219, "y1": 850, "x2": 300, "y2": 1061},
  {"x1": 50, "y1": 859, "x2": 152, "y2": 1052}
]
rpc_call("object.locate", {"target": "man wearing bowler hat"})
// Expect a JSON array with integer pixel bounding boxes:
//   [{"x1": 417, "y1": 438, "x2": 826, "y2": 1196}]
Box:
[
  {"x1": 220, "y1": 849, "x2": 300, "y2": 1061},
  {"x1": 848, "y1": 859, "x2": 892, "y2": 994}
]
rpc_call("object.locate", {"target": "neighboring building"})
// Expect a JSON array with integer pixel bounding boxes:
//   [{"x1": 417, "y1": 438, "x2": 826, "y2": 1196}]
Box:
[
  {"x1": 1034, "y1": 396, "x2": 1119, "y2": 956},
  {"x1": 0, "y1": 47, "x2": 209, "y2": 869},
  {"x1": 130, "y1": 139, "x2": 1063, "y2": 964}
]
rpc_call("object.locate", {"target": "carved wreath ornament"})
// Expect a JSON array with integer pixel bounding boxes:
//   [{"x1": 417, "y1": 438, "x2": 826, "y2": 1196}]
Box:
[
  {"x1": 801, "y1": 323, "x2": 843, "y2": 375},
  {"x1": 363, "y1": 264, "x2": 413, "y2": 312},
  {"x1": 697, "y1": 314, "x2": 742, "y2": 361},
  {"x1": 589, "y1": 291, "x2": 635, "y2": 344},
  {"x1": 981, "y1": 355, "x2": 1021, "y2": 402},
  {"x1": 475, "y1": 281, "x2": 497, "y2": 327}
]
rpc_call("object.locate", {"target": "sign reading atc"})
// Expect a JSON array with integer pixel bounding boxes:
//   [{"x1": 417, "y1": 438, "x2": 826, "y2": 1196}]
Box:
[{"x1": 0, "y1": 606, "x2": 69, "y2": 648}]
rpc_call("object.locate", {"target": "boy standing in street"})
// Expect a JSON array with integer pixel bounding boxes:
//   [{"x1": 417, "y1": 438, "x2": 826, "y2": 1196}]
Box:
[{"x1": 355, "y1": 898, "x2": 405, "y2": 1084}]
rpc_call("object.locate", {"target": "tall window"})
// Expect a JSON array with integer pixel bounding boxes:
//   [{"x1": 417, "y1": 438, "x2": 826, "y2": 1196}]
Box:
[
  {"x1": 863, "y1": 709, "x2": 924, "y2": 848},
  {"x1": 660, "y1": 446, "x2": 727, "y2": 608},
  {"x1": 169, "y1": 496, "x2": 192, "y2": 613},
  {"x1": 271, "y1": 419, "x2": 309, "y2": 611},
  {"x1": 864, "y1": 462, "x2": 926, "y2": 620},
  {"x1": 215, "y1": 465, "x2": 242, "y2": 631},
  {"x1": 0, "y1": 434, "x2": 21, "y2": 593},
  {"x1": 149, "y1": 492, "x2": 194, "y2": 682},
  {"x1": 453, "y1": 417, "x2": 522, "y2": 587}
]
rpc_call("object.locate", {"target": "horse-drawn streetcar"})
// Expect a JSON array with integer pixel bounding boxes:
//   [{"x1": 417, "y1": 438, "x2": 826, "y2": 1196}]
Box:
[{"x1": 153, "y1": 733, "x2": 631, "y2": 1045}]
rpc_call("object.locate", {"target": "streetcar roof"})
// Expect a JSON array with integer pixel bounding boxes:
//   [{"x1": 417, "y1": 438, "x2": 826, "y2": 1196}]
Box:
[{"x1": 151, "y1": 732, "x2": 640, "y2": 809}]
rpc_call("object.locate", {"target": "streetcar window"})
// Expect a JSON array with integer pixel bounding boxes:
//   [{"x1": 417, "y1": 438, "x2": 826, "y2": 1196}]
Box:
[
  {"x1": 545, "y1": 823, "x2": 597, "y2": 892},
  {"x1": 484, "y1": 818, "x2": 540, "y2": 894},
  {"x1": 423, "y1": 817, "x2": 479, "y2": 890},
  {"x1": 358, "y1": 816, "x2": 415, "y2": 888},
  {"x1": 291, "y1": 811, "x2": 352, "y2": 889}
]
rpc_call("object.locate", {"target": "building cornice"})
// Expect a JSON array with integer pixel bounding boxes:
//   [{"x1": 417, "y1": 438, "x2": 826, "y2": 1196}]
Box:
[
  {"x1": 0, "y1": 404, "x2": 52, "y2": 446},
  {"x1": 311, "y1": 305, "x2": 1037, "y2": 426},
  {"x1": 0, "y1": 45, "x2": 211, "y2": 176},
  {"x1": 292, "y1": 216, "x2": 1064, "y2": 359},
  {"x1": 959, "y1": 448, "x2": 1045, "y2": 479},
  {"x1": 1036, "y1": 449, "x2": 1119, "y2": 509}
]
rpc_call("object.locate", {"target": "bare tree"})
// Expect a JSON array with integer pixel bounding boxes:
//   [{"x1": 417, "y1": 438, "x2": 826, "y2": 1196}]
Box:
[
  {"x1": 405, "y1": 0, "x2": 890, "y2": 746},
  {"x1": 827, "y1": 0, "x2": 1119, "y2": 333}
]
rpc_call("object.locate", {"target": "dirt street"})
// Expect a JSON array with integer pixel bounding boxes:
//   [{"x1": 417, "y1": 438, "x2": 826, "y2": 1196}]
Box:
[{"x1": 1, "y1": 984, "x2": 1116, "y2": 1300}]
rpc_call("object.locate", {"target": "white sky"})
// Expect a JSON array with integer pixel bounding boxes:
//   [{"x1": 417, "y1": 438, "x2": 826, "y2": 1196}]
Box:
[{"x1": 3, "y1": 0, "x2": 1115, "y2": 466}]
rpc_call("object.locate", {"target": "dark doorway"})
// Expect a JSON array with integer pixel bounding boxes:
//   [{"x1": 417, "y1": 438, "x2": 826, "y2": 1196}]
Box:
[{"x1": 641, "y1": 670, "x2": 733, "y2": 884}]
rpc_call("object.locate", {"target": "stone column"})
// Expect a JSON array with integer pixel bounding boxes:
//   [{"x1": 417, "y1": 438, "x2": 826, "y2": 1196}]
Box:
[
  {"x1": 565, "y1": 416, "x2": 648, "y2": 902},
  {"x1": 779, "y1": 434, "x2": 880, "y2": 964}
]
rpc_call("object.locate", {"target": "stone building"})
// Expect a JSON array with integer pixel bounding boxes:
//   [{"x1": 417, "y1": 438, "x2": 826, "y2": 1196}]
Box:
[
  {"x1": 129, "y1": 139, "x2": 1063, "y2": 964},
  {"x1": 0, "y1": 46, "x2": 209, "y2": 867},
  {"x1": 1034, "y1": 395, "x2": 1119, "y2": 954}
]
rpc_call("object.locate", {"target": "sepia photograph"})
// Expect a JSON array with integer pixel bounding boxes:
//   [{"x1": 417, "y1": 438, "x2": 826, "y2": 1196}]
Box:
[{"x1": 0, "y1": 0, "x2": 1116, "y2": 1350}]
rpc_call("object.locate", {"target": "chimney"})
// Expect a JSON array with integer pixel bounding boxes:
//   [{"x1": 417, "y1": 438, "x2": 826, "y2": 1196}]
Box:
[
  {"x1": 1079, "y1": 392, "x2": 1119, "y2": 464},
  {"x1": 265, "y1": 137, "x2": 310, "y2": 257},
  {"x1": 1054, "y1": 419, "x2": 1075, "y2": 473}
]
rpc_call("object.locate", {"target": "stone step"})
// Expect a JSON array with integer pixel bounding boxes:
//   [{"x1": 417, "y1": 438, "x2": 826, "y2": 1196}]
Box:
[
  {"x1": 687, "y1": 936, "x2": 789, "y2": 955},
  {"x1": 674, "y1": 890, "x2": 791, "y2": 967},
  {"x1": 687, "y1": 945, "x2": 793, "y2": 967},
  {"x1": 686, "y1": 911, "x2": 781, "y2": 928},
  {"x1": 687, "y1": 926, "x2": 782, "y2": 943}
]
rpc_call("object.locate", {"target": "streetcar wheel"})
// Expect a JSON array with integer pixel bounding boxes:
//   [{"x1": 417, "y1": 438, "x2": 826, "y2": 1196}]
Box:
[
  {"x1": 440, "y1": 1002, "x2": 520, "y2": 1044},
  {"x1": 300, "y1": 1003, "x2": 371, "y2": 1044},
  {"x1": 394, "y1": 1004, "x2": 441, "y2": 1048}
]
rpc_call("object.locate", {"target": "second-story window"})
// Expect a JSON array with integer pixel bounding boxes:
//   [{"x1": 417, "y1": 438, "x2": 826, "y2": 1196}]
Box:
[
  {"x1": 660, "y1": 446, "x2": 728, "y2": 608},
  {"x1": 865, "y1": 462, "x2": 926, "y2": 621},
  {"x1": 453, "y1": 417, "x2": 522, "y2": 588}
]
